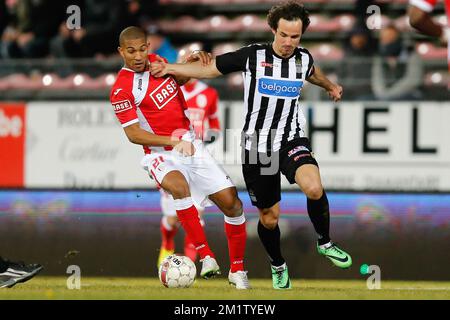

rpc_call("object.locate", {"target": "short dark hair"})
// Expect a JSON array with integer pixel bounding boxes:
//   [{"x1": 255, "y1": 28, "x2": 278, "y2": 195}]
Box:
[
  {"x1": 119, "y1": 26, "x2": 147, "y2": 46},
  {"x1": 267, "y1": 1, "x2": 310, "y2": 34}
]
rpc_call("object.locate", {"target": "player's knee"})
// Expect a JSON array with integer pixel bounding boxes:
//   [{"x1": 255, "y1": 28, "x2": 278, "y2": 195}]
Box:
[
  {"x1": 231, "y1": 197, "x2": 243, "y2": 216},
  {"x1": 259, "y1": 209, "x2": 279, "y2": 229},
  {"x1": 304, "y1": 184, "x2": 323, "y2": 200},
  {"x1": 222, "y1": 196, "x2": 243, "y2": 217},
  {"x1": 167, "y1": 216, "x2": 179, "y2": 227},
  {"x1": 168, "y1": 183, "x2": 190, "y2": 199}
]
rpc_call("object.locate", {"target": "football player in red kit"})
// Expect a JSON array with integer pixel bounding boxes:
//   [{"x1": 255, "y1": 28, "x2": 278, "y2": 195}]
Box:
[
  {"x1": 109, "y1": 26, "x2": 250, "y2": 289},
  {"x1": 158, "y1": 51, "x2": 222, "y2": 266}
]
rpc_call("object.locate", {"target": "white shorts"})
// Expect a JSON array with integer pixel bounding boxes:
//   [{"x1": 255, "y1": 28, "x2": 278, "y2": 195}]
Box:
[{"x1": 141, "y1": 140, "x2": 234, "y2": 208}]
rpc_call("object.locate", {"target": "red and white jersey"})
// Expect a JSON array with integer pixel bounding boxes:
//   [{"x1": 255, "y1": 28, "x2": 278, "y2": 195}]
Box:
[
  {"x1": 181, "y1": 80, "x2": 220, "y2": 140},
  {"x1": 110, "y1": 54, "x2": 192, "y2": 154}
]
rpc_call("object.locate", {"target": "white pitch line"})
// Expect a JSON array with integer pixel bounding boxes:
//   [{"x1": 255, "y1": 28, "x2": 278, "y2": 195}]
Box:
[{"x1": 388, "y1": 287, "x2": 450, "y2": 291}]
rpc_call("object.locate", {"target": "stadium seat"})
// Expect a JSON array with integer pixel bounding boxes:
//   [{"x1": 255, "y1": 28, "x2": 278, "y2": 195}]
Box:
[
  {"x1": 208, "y1": 15, "x2": 238, "y2": 32},
  {"x1": 416, "y1": 42, "x2": 448, "y2": 60},
  {"x1": 227, "y1": 73, "x2": 244, "y2": 88},
  {"x1": 308, "y1": 43, "x2": 344, "y2": 61},
  {"x1": 200, "y1": 0, "x2": 231, "y2": 4},
  {"x1": 377, "y1": 0, "x2": 409, "y2": 4},
  {"x1": 42, "y1": 73, "x2": 74, "y2": 90},
  {"x1": 424, "y1": 71, "x2": 449, "y2": 87},
  {"x1": 177, "y1": 42, "x2": 203, "y2": 61},
  {"x1": 395, "y1": 15, "x2": 413, "y2": 32},
  {"x1": 436, "y1": 14, "x2": 447, "y2": 27},
  {"x1": 232, "y1": 0, "x2": 271, "y2": 3},
  {"x1": 308, "y1": 14, "x2": 340, "y2": 32},
  {"x1": 159, "y1": 0, "x2": 205, "y2": 4},
  {"x1": 159, "y1": 16, "x2": 203, "y2": 33},
  {"x1": 212, "y1": 42, "x2": 243, "y2": 57},
  {"x1": 71, "y1": 74, "x2": 105, "y2": 90},
  {"x1": 0, "y1": 78, "x2": 8, "y2": 91},
  {"x1": 232, "y1": 14, "x2": 269, "y2": 32},
  {"x1": 6, "y1": 74, "x2": 42, "y2": 90},
  {"x1": 334, "y1": 14, "x2": 356, "y2": 32},
  {"x1": 95, "y1": 74, "x2": 117, "y2": 89}
]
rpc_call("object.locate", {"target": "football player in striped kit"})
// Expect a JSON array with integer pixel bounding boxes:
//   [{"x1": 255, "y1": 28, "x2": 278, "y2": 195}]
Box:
[{"x1": 151, "y1": 1, "x2": 352, "y2": 289}]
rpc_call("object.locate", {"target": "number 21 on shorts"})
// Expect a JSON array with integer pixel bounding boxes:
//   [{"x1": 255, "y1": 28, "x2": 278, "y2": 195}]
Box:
[{"x1": 148, "y1": 156, "x2": 165, "y2": 184}]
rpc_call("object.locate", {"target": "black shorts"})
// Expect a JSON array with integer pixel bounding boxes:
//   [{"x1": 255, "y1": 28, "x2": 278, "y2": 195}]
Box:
[{"x1": 242, "y1": 137, "x2": 318, "y2": 209}]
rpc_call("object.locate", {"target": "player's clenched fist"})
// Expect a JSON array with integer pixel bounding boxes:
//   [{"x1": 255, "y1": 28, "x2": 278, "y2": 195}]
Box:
[
  {"x1": 150, "y1": 60, "x2": 168, "y2": 78},
  {"x1": 174, "y1": 140, "x2": 196, "y2": 157},
  {"x1": 327, "y1": 84, "x2": 343, "y2": 102}
]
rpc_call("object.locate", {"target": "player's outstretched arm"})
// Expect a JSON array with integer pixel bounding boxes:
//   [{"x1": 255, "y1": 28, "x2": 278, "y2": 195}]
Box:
[
  {"x1": 151, "y1": 59, "x2": 222, "y2": 80},
  {"x1": 172, "y1": 51, "x2": 214, "y2": 86},
  {"x1": 306, "y1": 66, "x2": 343, "y2": 102}
]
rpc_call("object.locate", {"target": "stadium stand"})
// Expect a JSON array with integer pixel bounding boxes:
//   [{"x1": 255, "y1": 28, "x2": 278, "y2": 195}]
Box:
[{"x1": 0, "y1": 0, "x2": 447, "y2": 100}]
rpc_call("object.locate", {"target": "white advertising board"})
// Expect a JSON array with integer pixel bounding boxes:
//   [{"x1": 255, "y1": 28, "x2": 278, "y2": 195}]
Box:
[
  {"x1": 25, "y1": 101, "x2": 450, "y2": 191},
  {"x1": 25, "y1": 102, "x2": 154, "y2": 188}
]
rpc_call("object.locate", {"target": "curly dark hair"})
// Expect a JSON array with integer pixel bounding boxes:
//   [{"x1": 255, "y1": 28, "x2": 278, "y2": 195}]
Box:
[{"x1": 267, "y1": 1, "x2": 311, "y2": 34}]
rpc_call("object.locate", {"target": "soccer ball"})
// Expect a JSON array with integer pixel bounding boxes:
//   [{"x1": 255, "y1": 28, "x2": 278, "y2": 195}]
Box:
[{"x1": 158, "y1": 254, "x2": 196, "y2": 288}]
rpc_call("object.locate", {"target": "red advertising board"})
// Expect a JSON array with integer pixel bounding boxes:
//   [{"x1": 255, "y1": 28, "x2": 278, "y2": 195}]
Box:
[{"x1": 0, "y1": 103, "x2": 26, "y2": 187}]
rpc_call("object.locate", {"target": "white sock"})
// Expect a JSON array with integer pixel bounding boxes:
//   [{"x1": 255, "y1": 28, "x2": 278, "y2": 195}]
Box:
[{"x1": 224, "y1": 213, "x2": 246, "y2": 225}]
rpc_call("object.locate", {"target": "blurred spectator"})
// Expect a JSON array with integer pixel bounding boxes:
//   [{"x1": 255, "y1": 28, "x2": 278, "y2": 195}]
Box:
[
  {"x1": 146, "y1": 24, "x2": 178, "y2": 63},
  {"x1": 0, "y1": 0, "x2": 63, "y2": 58},
  {"x1": 124, "y1": 0, "x2": 161, "y2": 27},
  {"x1": 371, "y1": 25, "x2": 424, "y2": 100},
  {"x1": 338, "y1": 25, "x2": 376, "y2": 100},
  {"x1": 50, "y1": 0, "x2": 126, "y2": 58},
  {"x1": 0, "y1": 0, "x2": 8, "y2": 38},
  {"x1": 124, "y1": 0, "x2": 144, "y2": 26}
]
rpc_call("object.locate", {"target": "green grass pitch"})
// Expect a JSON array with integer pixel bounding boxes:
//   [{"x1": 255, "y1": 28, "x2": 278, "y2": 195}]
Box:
[{"x1": 0, "y1": 277, "x2": 449, "y2": 299}]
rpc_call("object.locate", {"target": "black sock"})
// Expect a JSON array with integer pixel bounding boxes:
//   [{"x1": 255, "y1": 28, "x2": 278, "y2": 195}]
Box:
[
  {"x1": 0, "y1": 257, "x2": 8, "y2": 272},
  {"x1": 257, "y1": 220, "x2": 285, "y2": 267},
  {"x1": 307, "y1": 190, "x2": 331, "y2": 245}
]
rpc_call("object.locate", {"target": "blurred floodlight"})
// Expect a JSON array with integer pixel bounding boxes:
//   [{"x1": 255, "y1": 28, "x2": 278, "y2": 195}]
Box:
[
  {"x1": 105, "y1": 74, "x2": 116, "y2": 86},
  {"x1": 178, "y1": 49, "x2": 187, "y2": 57},
  {"x1": 430, "y1": 72, "x2": 443, "y2": 84},
  {"x1": 189, "y1": 43, "x2": 202, "y2": 52},
  {"x1": 339, "y1": 15, "x2": 352, "y2": 27},
  {"x1": 319, "y1": 44, "x2": 331, "y2": 56},
  {"x1": 211, "y1": 16, "x2": 223, "y2": 28},
  {"x1": 417, "y1": 43, "x2": 429, "y2": 55},
  {"x1": 42, "y1": 74, "x2": 53, "y2": 86},
  {"x1": 73, "y1": 74, "x2": 84, "y2": 86},
  {"x1": 242, "y1": 15, "x2": 254, "y2": 27}
]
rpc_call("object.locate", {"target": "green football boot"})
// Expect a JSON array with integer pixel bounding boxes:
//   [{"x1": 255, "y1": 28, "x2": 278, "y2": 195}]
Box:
[
  {"x1": 271, "y1": 263, "x2": 291, "y2": 290},
  {"x1": 317, "y1": 241, "x2": 352, "y2": 269}
]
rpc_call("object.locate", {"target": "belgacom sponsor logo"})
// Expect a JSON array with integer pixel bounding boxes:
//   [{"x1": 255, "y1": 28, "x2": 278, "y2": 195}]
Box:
[{"x1": 0, "y1": 109, "x2": 23, "y2": 137}]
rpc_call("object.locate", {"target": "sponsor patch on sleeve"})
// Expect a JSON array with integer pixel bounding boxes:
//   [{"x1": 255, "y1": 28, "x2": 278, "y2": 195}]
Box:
[{"x1": 112, "y1": 99, "x2": 133, "y2": 113}]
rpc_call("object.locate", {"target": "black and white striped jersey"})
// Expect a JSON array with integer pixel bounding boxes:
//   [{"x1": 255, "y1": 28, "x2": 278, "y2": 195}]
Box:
[{"x1": 216, "y1": 43, "x2": 315, "y2": 153}]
